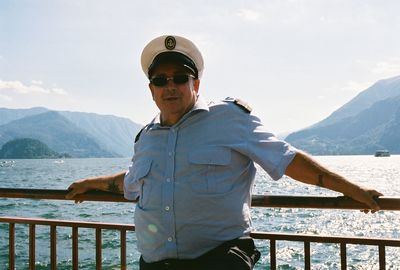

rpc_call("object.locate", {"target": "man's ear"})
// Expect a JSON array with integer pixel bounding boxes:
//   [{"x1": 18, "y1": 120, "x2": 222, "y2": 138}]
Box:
[
  {"x1": 193, "y1": 79, "x2": 200, "y2": 94},
  {"x1": 149, "y1": 83, "x2": 155, "y2": 100}
]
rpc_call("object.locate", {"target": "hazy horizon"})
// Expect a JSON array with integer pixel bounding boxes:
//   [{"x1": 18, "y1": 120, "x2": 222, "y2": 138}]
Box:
[{"x1": 1, "y1": 0, "x2": 400, "y2": 134}]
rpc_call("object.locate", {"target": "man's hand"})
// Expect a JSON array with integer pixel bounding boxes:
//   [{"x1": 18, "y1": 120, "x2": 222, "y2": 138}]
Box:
[
  {"x1": 351, "y1": 187, "x2": 383, "y2": 213},
  {"x1": 66, "y1": 172, "x2": 125, "y2": 203},
  {"x1": 66, "y1": 178, "x2": 93, "y2": 203}
]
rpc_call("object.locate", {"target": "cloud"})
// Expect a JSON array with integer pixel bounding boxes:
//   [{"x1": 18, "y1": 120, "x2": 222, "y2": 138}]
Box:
[
  {"x1": 237, "y1": 8, "x2": 260, "y2": 21},
  {"x1": 371, "y1": 58, "x2": 400, "y2": 78},
  {"x1": 0, "y1": 93, "x2": 12, "y2": 102},
  {"x1": 31, "y1": 80, "x2": 43, "y2": 85},
  {"x1": 52, "y1": 88, "x2": 67, "y2": 95},
  {"x1": 0, "y1": 80, "x2": 67, "y2": 95},
  {"x1": 340, "y1": 80, "x2": 373, "y2": 93}
]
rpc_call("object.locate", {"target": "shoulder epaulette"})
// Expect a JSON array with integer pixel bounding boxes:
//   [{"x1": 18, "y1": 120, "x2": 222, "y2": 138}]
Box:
[
  {"x1": 134, "y1": 125, "x2": 149, "y2": 143},
  {"x1": 224, "y1": 97, "x2": 252, "y2": 114}
]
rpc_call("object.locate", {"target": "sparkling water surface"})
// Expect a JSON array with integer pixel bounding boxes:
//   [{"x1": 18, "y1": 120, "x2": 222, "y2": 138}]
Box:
[{"x1": 1, "y1": 156, "x2": 399, "y2": 269}]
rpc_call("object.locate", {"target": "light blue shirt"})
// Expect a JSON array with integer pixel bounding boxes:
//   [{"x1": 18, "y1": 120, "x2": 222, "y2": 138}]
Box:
[{"x1": 124, "y1": 96, "x2": 296, "y2": 262}]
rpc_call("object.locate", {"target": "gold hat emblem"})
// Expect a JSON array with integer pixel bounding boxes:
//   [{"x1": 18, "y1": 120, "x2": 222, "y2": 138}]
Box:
[{"x1": 165, "y1": 36, "x2": 176, "y2": 50}]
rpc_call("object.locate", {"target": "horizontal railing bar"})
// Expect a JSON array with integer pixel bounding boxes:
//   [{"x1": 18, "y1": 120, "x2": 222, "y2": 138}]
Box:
[
  {"x1": 252, "y1": 195, "x2": 400, "y2": 210},
  {"x1": 0, "y1": 216, "x2": 135, "y2": 231},
  {"x1": 1, "y1": 188, "x2": 399, "y2": 210},
  {"x1": 0, "y1": 188, "x2": 132, "y2": 202},
  {"x1": 250, "y1": 231, "x2": 400, "y2": 246},
  {"x1": 1, "y1": 216, "x2": 398, "y2": 247},
  {"x1": 2, "y1": 216, "x2": 398, "y2": 270}
]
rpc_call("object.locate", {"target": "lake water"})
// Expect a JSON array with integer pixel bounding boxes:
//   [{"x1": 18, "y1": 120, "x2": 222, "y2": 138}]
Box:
[{"x1": 0, "y1": 155, "x2": 399, "y2": 269}]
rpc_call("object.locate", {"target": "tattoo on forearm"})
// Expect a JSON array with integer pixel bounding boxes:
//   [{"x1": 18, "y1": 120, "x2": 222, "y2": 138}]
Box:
[
  {"x1": 107, "y1": 180, "x2": 121, "y2": 193},
  {"x1": 317, "y1": 174, "x2": 324, "y2": 187}
]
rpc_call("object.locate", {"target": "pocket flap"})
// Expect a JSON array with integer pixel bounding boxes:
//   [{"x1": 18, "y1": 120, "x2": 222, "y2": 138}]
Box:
[
  {"x1": 125, "y1": 159, "x2": 152, "y2": 189},
  {"x1": 188, "y1": 147, "x2": 231, "y2": 166},
  {"x1": 132, "y1": 159, "x2": 152, "y2": 180}
]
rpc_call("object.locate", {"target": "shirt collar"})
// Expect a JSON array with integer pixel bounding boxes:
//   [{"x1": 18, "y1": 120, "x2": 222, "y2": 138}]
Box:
[{"x1": 150, "y1": 95, "x2": 209, "y2": 129}]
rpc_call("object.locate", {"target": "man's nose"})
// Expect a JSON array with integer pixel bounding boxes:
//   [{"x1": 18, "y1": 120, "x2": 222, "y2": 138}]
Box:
[{"x1": 164, "y1": 78, "x2": 178, "y2": 89}]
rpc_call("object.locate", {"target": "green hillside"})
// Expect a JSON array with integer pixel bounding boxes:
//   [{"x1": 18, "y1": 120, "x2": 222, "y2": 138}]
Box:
[{"x1": 0, "y1": 138, "x2": 70, "y2": 159}]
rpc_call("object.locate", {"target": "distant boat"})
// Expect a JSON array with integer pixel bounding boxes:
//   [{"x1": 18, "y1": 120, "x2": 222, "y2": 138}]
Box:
[
  {"x1": 0, "y1": 160, "x2": 15, "y2": 167},
  {"x1": 374, "y1": 150, "x2": 390, "y2": 157}
]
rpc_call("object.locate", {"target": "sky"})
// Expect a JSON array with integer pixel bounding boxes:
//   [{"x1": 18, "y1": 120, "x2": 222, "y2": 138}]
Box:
[{"x1": 1, "y1": 0, "x2": 400, "y2": 134}]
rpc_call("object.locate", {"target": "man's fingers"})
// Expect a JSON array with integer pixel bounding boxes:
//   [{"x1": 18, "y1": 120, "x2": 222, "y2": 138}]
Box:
[
  {"x1": 369, "y1": 200, "x2": 380, "y2": 211},
  {"x1": 66, "y1": 190, "x2": 85, "y2": 203},
  {"x1": 65, "y1": 191, "x2": 74, "y2": 199},
  {"x1": 371, "y1": 190, "x2": 384, "y2": 197},
  {"x1": 66, "y1": 188, "x2": 82, "y2": 200},
  {"x1": 360, "y1": 208, "x2": 378, "y2": 214},
  {"x1": 361, "y1": 189, "x2": 382, "y2": 212}
]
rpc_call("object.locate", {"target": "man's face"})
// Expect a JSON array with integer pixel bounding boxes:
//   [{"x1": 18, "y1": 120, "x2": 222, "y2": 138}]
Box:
[{"x1": 149, "y1": 63, "x2": 200, "y2": 126}]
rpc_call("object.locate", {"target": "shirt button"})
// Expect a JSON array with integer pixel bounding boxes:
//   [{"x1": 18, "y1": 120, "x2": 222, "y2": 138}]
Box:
[
  {"x1": 167, "y1": 237, "x2": 173, "y2": 242},
  {"x1": 168, "y1": 152, "x2": 172, "y2": 156},
  {"x1": 165, "y1": 206, "x2": 170, "y2": 211},
  {"x1": 166, "y1": 178, "x2": 171, "y2": 182}
]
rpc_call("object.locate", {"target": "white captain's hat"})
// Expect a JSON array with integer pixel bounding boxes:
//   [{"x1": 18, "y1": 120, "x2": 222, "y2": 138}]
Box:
[{"x1": 141, "y1": 35, "x2": 204, "y2": 79}]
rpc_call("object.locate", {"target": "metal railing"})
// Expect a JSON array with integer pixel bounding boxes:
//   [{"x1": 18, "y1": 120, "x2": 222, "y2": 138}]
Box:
[
  {"x1": 0, "y1": 216, "x2": 135, "y2": 270},
  {"x1": 1, "y1": 188, "x2": 400, "y2": 270}
]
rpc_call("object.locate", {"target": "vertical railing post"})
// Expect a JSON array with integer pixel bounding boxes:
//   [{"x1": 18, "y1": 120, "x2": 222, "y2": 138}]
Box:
[
  {"x1": 72, "y1": 226, "x2": 78, "y2": 270},
  {"x1": 379, "y1": 245, "x2": 386, "y2": 270},
  {"x1": 29, "y1": 224, "x2": 36, "y2": 270},
  {"x1": 96, "y1": 228, "x2": 102, "y2": 270},
  {"x1": 270, "y1": 239, "x2": 276, "y2": 270},
  {"x1": 50, "y1": 225, "x2": 57, "y2": 270},
  {"x1": 9, "y1": 223, "x2": 15, "y2": 270},
  {"x1": 304, "y1": 241, "x2": 311, "y2": 270},
  {"x1": 121, "y1": 229, "x2": 127, "y2": 270},
  {"x1": 340, "y1": 243, "x2": 347, "y2": 270}
]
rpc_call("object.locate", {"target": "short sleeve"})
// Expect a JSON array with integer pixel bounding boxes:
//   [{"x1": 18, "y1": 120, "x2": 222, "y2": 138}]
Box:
[
  {"x1": 123, "y1": 162, "x2": 140, "y2": 200},
  {"x1": 243, "y1": 115, "x2": 297, "y2": 180}
]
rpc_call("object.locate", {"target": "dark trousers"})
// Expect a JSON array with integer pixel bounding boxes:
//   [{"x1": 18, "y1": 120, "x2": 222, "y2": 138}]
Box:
[{"x1": 139, "y1": 237, "x2": 261, "y2": 270}]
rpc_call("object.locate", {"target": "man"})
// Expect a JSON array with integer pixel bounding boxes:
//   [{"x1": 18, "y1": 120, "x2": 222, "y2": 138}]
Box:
[{"x1": 67, "y1": 35, "x2": 382, "y2": 270}]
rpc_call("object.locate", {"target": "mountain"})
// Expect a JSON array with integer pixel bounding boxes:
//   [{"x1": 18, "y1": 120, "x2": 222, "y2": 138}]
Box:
[
  {"x1": 312, "y1": 75, "x2": 400, "y2": 128},
  {"x1": 0, "y1": 107, "x2": 48, "y2": 126},
  {"x1": 0, "y1": 111, "x2": 115, "y2": 157},
  {"x1": 0, "y1": 108, "x2": 143, "y2": 158},
  {"x1": 0, "y1": 138, "x2": 70, "y2": 159},
  {"x1": 286, "y1": 76, "x2": 400, "y2": 155},
  {"x1": 58, "y1": 111, "x2": 141, "y2": 157}
]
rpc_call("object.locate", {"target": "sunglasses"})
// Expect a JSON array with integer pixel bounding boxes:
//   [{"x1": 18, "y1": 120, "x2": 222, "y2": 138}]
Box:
[{"x1": 150, "y1": 74, "x2": 195, "y2": 87}]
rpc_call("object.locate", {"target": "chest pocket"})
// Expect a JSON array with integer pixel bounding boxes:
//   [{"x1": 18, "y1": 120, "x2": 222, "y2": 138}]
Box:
[
  {"x1": 128, "y1": 159, "x2": 152, "y2": 207},
  {"x1": 188, "y1": 147, "x2": 232, "y2": 194}
]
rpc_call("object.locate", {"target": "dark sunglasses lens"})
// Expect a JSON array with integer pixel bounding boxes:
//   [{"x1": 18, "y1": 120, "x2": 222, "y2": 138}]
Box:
[
  {"x1": 151, "y1": 75, "x2": 191, "y2": 86},
  {"x1": 173, "y1": 75, "x2": 189, "y2": 84},
  {"x1": 151, "y1": 77, "x2": 167, "y2": 86}
]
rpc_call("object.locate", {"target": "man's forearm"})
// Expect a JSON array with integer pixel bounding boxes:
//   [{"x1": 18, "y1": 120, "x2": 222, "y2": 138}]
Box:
[
  {"x1": 285, "y1": 151, "x2": 363, "y2": 196},
  {"x1": 66, "y1": 171, "x2": 126, "y2": 200},
  {"x1": 284, "y1": 151, "x2": 382, "y2": 211},
  {"x1": 89, "y1": 172, "x2": 125, "y2": 194}
]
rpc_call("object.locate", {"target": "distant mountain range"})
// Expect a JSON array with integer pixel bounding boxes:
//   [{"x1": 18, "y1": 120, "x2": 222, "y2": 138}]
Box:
[
  {"x1": 286, "y1": 75, "x2": 400, "y2": 155},
  {"x1": 0, "y1": 107, "x2": 142, "y2": 158},
  {"x1": 2, "y1": 75, "x2": 399, "y2": 158}
]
